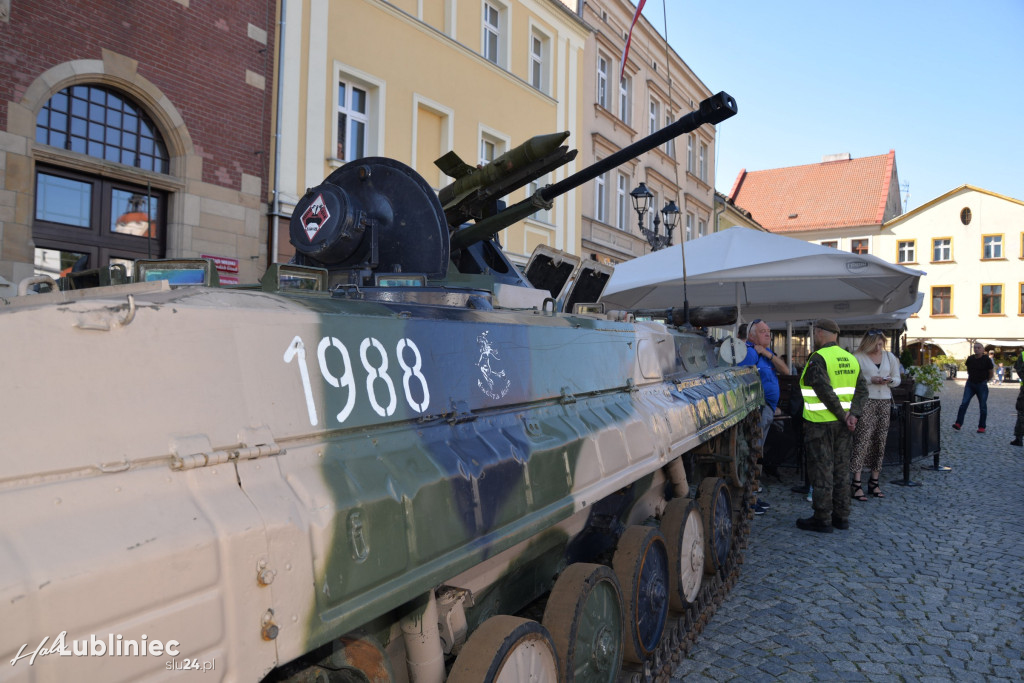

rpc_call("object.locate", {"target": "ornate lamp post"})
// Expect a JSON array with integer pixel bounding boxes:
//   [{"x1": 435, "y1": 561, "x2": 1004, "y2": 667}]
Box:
[{"x1": 630, "y1": 183, "x2": 678, "y2": 251}]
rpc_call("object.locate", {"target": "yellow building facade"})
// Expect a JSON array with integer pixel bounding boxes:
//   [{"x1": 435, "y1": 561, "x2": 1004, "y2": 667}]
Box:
[
  {"x1": 875, "y1": 185, "x2": 1024, "y2": 358},
  {"x1": 573, "y1": 0, "x2": 717, "y2": 265},
  {"x1": 714, "y1": 192, "x2": 765, "y2": 233},
  {"x1": 272, "y1": 0, "x2": 588, "y2": 267}
]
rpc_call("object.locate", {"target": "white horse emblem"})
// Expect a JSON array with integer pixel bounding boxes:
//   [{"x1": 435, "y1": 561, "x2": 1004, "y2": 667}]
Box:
[{"x1": 475, "y1": 331, "x2": 511, "y2": 399}]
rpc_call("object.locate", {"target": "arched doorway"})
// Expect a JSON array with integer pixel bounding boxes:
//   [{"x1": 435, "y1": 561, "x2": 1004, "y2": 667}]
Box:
[{"x1": 905, "y1": 341, "x2": 946, "y2": 366}]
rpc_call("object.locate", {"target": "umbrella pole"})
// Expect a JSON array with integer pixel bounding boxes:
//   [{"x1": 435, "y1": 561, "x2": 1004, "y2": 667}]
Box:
[
  {"x1": 786, "y1": 321, "x2": 793, "y2": 374},
  {"x1": 734, "y1": 284, "x2": 741, "y2": 337}
]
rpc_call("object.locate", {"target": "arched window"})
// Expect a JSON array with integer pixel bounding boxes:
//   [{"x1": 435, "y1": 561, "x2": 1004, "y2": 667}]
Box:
[
  {"x1": 36, "y1": 84, "x2": 169, "y2": 172},
  {"x1": 33, "y1": 85, "x2": 170, "y2": 281}
]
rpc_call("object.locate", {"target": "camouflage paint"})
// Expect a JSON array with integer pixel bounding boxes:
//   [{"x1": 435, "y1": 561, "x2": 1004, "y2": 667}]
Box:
[{"x1": 0, "y1": 279, "x2": 760, "y2": 681}]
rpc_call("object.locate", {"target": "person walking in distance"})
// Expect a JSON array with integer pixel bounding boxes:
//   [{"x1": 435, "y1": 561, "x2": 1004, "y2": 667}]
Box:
[
  {"x1": 953, "y1": 343, "x2": 995, "y2": 433},
  {"x1": 850, "y1": 330, "x2": 901, "y2": 501},
  {"x1": 796, "y1": 319, "x2": 868, "y2": 533},
  {"x1": 1012, "y1": 355, "x2": 1024, "y2": 448}
]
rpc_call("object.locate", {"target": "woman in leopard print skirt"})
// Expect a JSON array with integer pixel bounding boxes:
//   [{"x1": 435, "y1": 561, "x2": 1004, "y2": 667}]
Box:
[{"x1": 850, "y1": 330, "x2": 901, "y2": 501}]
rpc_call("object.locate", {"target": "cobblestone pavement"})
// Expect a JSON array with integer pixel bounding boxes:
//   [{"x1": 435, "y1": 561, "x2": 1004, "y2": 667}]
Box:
[{"x1": 671, "y1": 379, "x2": 1024, "y2": 682}]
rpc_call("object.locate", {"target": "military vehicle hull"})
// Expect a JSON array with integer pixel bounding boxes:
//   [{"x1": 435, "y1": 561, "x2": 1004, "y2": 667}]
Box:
[
  {"x1": 3, "y1": 90, "x2": 756, "y2": 682},
  {"x1": 1, "y1": 282, "x2": 760, "y2": 682}
]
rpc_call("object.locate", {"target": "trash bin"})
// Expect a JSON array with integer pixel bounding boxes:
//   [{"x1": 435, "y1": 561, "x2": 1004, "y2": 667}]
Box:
[
  {"x1": 907, "y1": 399, "x2": 941, "y2": 461},
  {"x1": 883, "y1": 402, "x2": 904, "y2": 466},
  {"x1": 883, "y1": 383, "x2": 918, "y2": 467}
]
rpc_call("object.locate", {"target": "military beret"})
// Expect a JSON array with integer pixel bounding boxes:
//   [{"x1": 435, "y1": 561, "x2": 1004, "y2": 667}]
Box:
[{"x1": 813, "y1": 318, "x2": 840, "y2": 334}]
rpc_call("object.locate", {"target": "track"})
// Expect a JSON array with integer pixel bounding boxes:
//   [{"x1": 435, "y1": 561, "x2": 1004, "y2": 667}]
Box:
[{"x1": 621, "y1": 410, "x2": 762, "y2": 683}]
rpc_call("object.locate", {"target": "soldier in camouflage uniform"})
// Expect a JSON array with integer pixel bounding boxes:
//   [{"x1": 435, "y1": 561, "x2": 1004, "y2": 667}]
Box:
[{"x1": 796, "y1": 319, "x2": 868, "y2": 533}]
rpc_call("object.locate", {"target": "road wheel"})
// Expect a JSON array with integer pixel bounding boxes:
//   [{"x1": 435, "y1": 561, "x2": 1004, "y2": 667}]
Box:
[
  {"x1": 448, "y1": 615, "x2": 559, "y2": 683},
  {"x1": 697, "y1": 477, "x2": 733, "y2": 575},
  {"x1": 661, "y1": 498, "x2": 705, "y2": 611},
  {"x1": 612, "y1": 525, "x2": 670, "y2": 664},
  {"x1": 542, "y1": 563, "x2": 623, "y2": 682}
]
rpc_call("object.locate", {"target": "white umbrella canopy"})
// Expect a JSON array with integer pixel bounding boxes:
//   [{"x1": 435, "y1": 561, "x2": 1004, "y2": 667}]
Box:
[
  {"x1": 767, "y1": 292, "x2": 925, "y2": 332},
  {"x1": 600, "y1": 227, "x2": 924, "y2": 321}
]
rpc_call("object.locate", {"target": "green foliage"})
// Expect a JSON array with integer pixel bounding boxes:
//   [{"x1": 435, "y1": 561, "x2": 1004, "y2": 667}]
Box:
[
  {"x1": 899, "y1": 349, "x2": 914, "y2": 368},
  {"x1": 908, "y1": 364, "x2": 944, "y2": 394},
  {"x1": 932, "y1": 354, "x2": 964, "y2": 370}
]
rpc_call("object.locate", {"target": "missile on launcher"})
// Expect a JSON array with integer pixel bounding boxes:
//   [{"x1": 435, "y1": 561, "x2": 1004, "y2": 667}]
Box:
[{"x1": 435, "y1": 131, "x2": 575, "y2": 227}]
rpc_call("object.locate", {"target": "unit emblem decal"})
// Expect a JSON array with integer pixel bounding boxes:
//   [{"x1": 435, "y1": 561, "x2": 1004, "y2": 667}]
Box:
[
  {"x1": 475, "y1": 331, "x2": 510, "y2": 400},
  {"x1": 300, "y1": 194, "x2": 330, "y2": 242}
]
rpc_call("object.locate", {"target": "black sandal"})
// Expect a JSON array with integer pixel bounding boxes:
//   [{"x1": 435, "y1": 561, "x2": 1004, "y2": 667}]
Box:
[
  {"x1": 867, "y1": 477, "x2": 885, "y2": 498},
  {"x1": 851, "y1": 481, "x2": 867, "y2": 502}
]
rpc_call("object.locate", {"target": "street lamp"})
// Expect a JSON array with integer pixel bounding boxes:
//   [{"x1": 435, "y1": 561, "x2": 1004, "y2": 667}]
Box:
[{"x1": 630, "y1": 183, "x2": 677, "y2": 251}]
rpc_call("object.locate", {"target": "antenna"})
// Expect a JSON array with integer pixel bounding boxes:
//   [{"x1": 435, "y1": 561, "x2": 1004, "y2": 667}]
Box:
[
  {"x1": 900, "y1": 181, "x2": 910, "y2": 213},
  {"x1": 660, "y1": 0, "x2": 691, "y2": 328}
]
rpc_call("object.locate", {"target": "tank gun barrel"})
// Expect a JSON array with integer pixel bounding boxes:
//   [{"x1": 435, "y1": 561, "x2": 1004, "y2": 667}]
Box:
[{"x1": 450, "y1": 91, "x2": 737, "y2": 250}]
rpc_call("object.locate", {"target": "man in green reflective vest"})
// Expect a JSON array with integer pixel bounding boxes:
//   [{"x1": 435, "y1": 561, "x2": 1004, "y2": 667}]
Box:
[{"x1": 796, "y1": 318, "x2": 868, "y2": 533}]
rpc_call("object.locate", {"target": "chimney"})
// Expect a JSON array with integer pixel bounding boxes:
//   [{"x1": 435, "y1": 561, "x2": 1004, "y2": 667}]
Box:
[{"x1": 822, "y1": 153, "x2": 852, "y2": 162}]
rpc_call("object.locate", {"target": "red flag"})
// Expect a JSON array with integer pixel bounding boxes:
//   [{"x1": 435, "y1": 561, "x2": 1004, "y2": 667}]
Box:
[{"x1": 620, "y1": 0, "x2": 646, "y2": 81}]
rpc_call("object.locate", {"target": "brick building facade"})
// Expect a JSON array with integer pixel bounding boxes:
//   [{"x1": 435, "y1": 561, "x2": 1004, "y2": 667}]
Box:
[{"x1": 0, "y1": 0, "x2": 276, "y2": 286}]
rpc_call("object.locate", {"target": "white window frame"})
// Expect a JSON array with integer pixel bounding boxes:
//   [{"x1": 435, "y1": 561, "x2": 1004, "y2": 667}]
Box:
[
  {"x1": 649, "y1": 99, "x2": 660, "y2": 137},
  {"x1": 983, "y1": 234, "x2": 1003, "y2": 259},
  {"x1": 698, "y1": 218, "x2": 706, "y2": 238},
  {"x1": 686, "y1": 135, "x2": 694, "y2": 173},
  {"x1": 698, "y1": 142, "x2": 708, "y2": 182},
  {"x1": 933, "y1": 238, "x2": 951, "y2": 262},
  {"x1": 339, "y1": 83, "x2": 368, "y2": 162},
  {"x1": 331, "y1": 64, "x2": 385, "y2": 168},
  {"x1": 897, "y1": 240, "x2": 915, "y2": 263},
  {"x1": 597, "y1": 54, "x2": 610, "y2": 109},
  {"x1": 480, "y1": 138, "x2": 496, "y2": 164},
  {"x1": 529, "y1": 25, "x2": 550, "y2": 94},
  {"x1": 595, "y1": 169, "x2": 607, "y2": 223},
  {"x1": 616, "y1": 172, "x2": 629, "y2": 231},
  {"x1": 478, "y1": 124, "x2": 509, "y2": 168},
  {"x1": 482, "y1": 1, "x2": 508, "y2": 67},
  {"x1": 665, "y1": 113, "x2": 675, "y2": 157},
  {"x1": 685, "y1": 212, "x2": 694, "y2": 241},
  {"x1": 619, "y1": 74, "x2": 632, "y2": 125}
]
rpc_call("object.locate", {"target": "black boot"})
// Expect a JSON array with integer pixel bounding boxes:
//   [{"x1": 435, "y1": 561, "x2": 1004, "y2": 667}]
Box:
[
  {"x1": 831, "y1": 514, "x2": 850, "y2": 530},
  {"x1": 796, "y1": 516, "x2": 833, "y2": 533},
  {"x1": 1011, "y1": 438, "x2": 1023, "y2": 447}
]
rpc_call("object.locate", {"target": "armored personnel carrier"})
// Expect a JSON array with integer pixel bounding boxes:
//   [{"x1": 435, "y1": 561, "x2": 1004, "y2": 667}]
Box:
[{"x1": 1, "y1": 92, "x2": 763, "y2": 682}]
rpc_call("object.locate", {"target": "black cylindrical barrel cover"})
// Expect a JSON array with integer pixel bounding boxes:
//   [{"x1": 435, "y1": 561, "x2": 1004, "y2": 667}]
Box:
[{"x1": 290, "y1": 183, "x2": 365, "y2": 264}]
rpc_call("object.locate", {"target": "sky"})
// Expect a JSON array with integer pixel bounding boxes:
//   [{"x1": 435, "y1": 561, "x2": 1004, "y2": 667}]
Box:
[{"x1": 643, "y1": 0, "x2": 1024, "y2": 211}]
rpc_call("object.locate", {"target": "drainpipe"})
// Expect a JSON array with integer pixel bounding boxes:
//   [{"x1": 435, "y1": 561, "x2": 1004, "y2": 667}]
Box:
[{"x1": 270, "y1": 0, "x2": 288, "y2": 264}]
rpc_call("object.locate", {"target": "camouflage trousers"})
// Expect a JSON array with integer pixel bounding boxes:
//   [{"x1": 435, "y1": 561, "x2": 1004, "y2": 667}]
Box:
[
  {"x1": 1017, "y1": 386, "x2": 1024, "y2": 439},
  {"x1": 804, "y1": 420, "x2": 852, "y2": 523},
  {"x1": 1015, "y1": 385, "x2": 1024, "y2": 438}
]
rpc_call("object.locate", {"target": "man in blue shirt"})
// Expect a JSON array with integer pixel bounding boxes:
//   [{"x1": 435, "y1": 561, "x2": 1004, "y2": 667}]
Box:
[{"x1": 739, "y1": 319, "x2": 791, "y2": 514}]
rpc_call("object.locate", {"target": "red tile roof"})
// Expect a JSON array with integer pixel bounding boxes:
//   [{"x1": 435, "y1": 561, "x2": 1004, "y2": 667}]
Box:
[{"x1": 728, "y1": 151, "x2": 896, "y2": 233}]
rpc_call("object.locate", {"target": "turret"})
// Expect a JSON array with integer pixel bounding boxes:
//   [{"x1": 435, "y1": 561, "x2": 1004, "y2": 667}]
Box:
[{"x1": 288, "y1": 92, "x2": 737, "y2": 286}]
